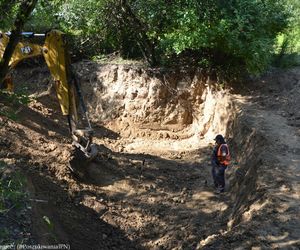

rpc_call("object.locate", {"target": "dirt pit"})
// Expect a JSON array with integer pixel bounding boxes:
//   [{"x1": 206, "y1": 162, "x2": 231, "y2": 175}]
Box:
[{"x1": 1, "y1": 63, "x2": 300, "y2": 249}]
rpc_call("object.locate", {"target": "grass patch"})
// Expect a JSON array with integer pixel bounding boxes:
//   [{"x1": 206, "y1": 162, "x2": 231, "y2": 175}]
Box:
[
  {"x1": 0, "y1": 89, "x2": 32, "y2": 122},
  {"x1": 0, "y1": 161, "x2": 28, "y2": 213},
  {"x1": 0, "y1": 109, "x2": 18, "y2": 122},
  {"x1": 0, "y1": 161, "x2": 28, "y2": 245},
  {"x1": 0, "y1": 161, "x2": 29, "y2": 244},
  {"x1": 0, "y1": 89, "x2": 32, "y2": 106}
]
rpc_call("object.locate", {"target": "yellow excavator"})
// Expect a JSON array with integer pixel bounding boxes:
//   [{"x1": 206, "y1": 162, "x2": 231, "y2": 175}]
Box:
[{"x1": 0, "y1": 29, "x2": 98, "y2": 174}]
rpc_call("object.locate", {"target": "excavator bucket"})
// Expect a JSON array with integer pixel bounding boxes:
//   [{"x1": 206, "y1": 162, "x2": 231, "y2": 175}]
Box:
[{"x1": 68, "y1": 143, "x2": 99, "y2": 179}]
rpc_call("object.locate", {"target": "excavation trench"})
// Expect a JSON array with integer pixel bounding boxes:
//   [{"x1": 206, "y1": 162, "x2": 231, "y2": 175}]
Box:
[
  {"x1": 2, "y1": 63, "x2": 300, "y2": 249},
  {"x1": 75, "y1": 64, "x2": 268, "y2": 249}
]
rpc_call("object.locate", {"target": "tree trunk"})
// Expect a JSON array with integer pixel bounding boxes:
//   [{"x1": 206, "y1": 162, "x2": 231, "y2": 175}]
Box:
[
  {"x1": 0, "y1": 0, "x2": 38, "y2": 85},
  {"x1": 119, "y1": 0, "x2": 158, "y2": 66}
]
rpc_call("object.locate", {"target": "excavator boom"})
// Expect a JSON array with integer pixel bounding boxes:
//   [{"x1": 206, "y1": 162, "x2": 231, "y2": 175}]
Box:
[{"x1": 0, "y1": 30, "x2": 97, "y2": 161}]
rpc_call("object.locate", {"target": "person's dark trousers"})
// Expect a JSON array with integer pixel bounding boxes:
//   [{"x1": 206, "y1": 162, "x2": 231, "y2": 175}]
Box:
[
  {"x1": 211, "y1": 165, "x2": 219, "y2": 188},
  {"x1": 216, "y1": 165, "x2": 227, "y2": 192}
]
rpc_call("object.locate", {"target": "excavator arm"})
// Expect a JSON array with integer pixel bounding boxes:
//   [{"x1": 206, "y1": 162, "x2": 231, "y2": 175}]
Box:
[{"x1": 0, "y1": 30, "x2": 97, "y2": 159}]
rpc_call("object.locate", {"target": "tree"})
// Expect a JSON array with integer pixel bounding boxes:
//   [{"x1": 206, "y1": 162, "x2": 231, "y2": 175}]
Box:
[
  {"x1": 11, "y1": 0, "x2": 293, "y2": 75},
  {"x1": 0, "y1": 0, "x2": 38, "y2": 85},
  {"x1": 0, "y1": 0, "x2": 20, "y2": 30},
  {"x1": 279, "y1": 0, "x2": 300, "y2": 53},
  {"x1": 118, "y1": 0, "x2": 158, "y2": 66}
]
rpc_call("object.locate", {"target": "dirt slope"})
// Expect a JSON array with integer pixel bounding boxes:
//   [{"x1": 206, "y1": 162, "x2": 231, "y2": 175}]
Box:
[
  {"x1": 1, "y1": 63, "x2": 300, "y2": 249},
  {"x1": 202, "y1": 67, "x2": 300, "y2": 249}
]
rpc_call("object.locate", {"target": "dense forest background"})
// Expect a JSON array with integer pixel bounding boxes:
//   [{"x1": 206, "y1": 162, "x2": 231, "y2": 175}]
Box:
[{"x1": 1, "y1": 0, "x2": 300, "y2": 77}]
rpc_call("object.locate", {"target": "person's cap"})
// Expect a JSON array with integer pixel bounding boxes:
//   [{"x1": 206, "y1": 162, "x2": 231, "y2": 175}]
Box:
[{"x1": 214, "y1": 134, "x2": 224, "y2": 141}]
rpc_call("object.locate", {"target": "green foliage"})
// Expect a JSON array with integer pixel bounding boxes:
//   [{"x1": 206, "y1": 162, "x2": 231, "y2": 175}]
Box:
[
  {"x1": 153, "y1": 0, "x2": 288, "y2": 74},
  {"x1": 0, "y1": 89, "x2": 31, "y2": 105},
  {"x1": 273, "y1": 0, "x2": 300, "y2": 68},
  {"x1": 275, "y1": 54, "x2": 300, "y2": 68},
  {"x1": 24, "y1": 0, "x2": 118, "y2": 57},
  {"x1": 0, "y1": 89, "x2": 31, "y2": 121},
  {"x1": 0, "y1": 162, "x2": 28, "y2": 244},
  {"x1": 0, "y1": 108, "x2": 18, "y2": 121},
  {"x1": 20, "y1": 0, "x2": 296, "y2": 75},
  {"x1": 282, "y1": 0, "x2": 300, "y2": 53},
  {"x1": 0, "y1": 0, "x2": 21, "y2": 30},
  {"x1": 24, "y1": 0, "x2": 61, "y2": 32},
  {"x1": 0, "y1": 227, "x2": 10, "y2": 241},
  {"x1": 0, "y1": 162, "x2": 27, "y2": 213}
]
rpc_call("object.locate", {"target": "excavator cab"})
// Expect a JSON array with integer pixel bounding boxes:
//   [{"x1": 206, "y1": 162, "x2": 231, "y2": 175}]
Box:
[{"x1": 0, "y1": 30, "x2": 98, "y2": 175}]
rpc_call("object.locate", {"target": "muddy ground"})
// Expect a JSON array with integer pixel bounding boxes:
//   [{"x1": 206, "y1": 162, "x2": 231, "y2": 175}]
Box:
[{"x1": 1, "y1": 63, "x2": 300, "y2": 249}]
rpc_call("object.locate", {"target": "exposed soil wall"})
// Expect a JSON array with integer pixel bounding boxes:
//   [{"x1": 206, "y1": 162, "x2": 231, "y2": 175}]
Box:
[
  {"x1": 227, "y1": 109, "x2": 266, "y2": 227},
  {"x1": 75, "y1": 62, "x2": 236, "y2": 143},
  {"x1": 202, "y1": 68, "x2": 300, "y2": 249}
]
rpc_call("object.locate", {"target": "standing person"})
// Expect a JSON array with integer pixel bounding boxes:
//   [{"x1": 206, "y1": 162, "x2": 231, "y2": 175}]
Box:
[{"x1": 211, "y1": 134, "x2": 231, "y2": 193}]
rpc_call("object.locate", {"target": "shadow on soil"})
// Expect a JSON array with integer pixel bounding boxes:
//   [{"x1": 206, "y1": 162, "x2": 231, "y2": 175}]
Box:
[
  {"x1": 25, "y1": 168, "x2": 143, "y2": 250},
  {"x1": 73, "y1": 144, "x2": 232, "y2": 249}
]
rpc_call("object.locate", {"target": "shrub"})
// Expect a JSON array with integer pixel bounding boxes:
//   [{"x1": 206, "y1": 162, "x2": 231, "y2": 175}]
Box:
[{"x1": 23, "y1": 0, "x2": 292, "y2": 75}]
